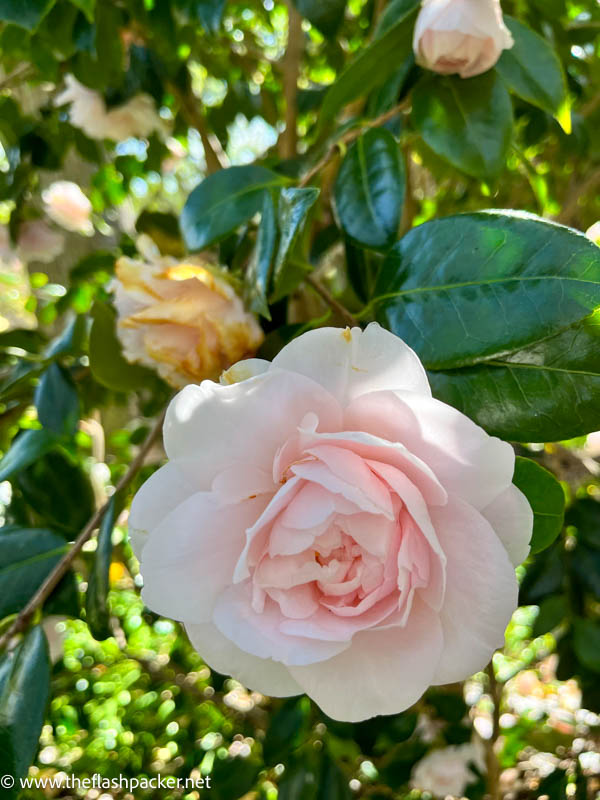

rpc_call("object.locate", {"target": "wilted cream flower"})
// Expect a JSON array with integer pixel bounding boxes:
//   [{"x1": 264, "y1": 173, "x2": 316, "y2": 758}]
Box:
[
  {"x1": 42, "y1": 181, "x2": 93, "y2": 235},
  {"x1": 112, "y1": 242, "x2": 264, "y2": 388},
  {"x1": 55, "y1": 75, "x2": 163, "y2": 142},
  {"x1": 413, "y1": 0, "x2": 513, "y2": 79},
  {"x1": 411, "y1": 742, "x2": 485, "y2": 797}
]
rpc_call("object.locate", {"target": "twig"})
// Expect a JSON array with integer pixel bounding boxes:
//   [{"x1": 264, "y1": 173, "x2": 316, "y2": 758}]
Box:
[
  {"x1": 557, "y1": 167, "x2": 600, "y2": 226},
  {"x1": 485, "y1": 662, "x2": 502, "y2": 800},
  {"x1": 304, "y1": 273, "x2": 359, "y2": 327},
  {"x1": 0, "y1": 408, "x2": 167, "y2": 653},
  {"x1": 169, "y1": 82, "x2": 224, "y2": 174},
  {"x1": 279, "y1": 0, "x2": 303, "y2": 159},
  {"x1": 298, "y1": 97, "x2": 412, "y2": 187}
]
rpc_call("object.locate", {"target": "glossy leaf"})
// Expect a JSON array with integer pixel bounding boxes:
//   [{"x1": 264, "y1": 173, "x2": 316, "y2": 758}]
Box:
[
  {"x1": 175, "y1": 0, "x2": 227, "y2": 33},
  {"x1": 17, "y1": 451, "x2": 95, "y2": 534},
  {"x1": 245, "y1": 192, "x2": 277, "y2": 319},
  {"x1": 89, "y1": 300, "x2": 155, "y2": 392},
  {"x1": 85, "y1": 496, "x2": 116, "y2": 640},
  {"x1": 273, "y1": 186, "x2": 319, "y2": 296},
  {"x1": 317, "y1": 0, "x2": 419, "y2": 134},
  {"x1": 532, "y1": 594, "x2": 568, "y2": 636},
  {"x1": 292, "y1": 0, "x2": 346, "y2": 37},
  {"x1": 181, "y1": 165, "x2": 285, "y2": 251},
  {"x1": 496, "y1": 17, "x2": 567, "y2": 115},
  {"x1": 0, "y1": 429, "x2": 57, "y2": 483},
  {"x1": 0, "y1": 528, "x2": 75, "y2": 619},
  {"x1": 376, "y1": 212, "x2": 600, "y2": 440},
  {"x1": 0, "y1": 626, "x2": 50, "y2": 796},
  {"x1": 0, "y1": 0, "x2": 55, "y2": 30},
  {"x1": 573, "y1": 619, "x2": 600, "y2": 672},
  {"x1": 412, "y1": 72, "x2": 513, "y2": 178},
  {"x1": 34, "y1": 363, "x2": 80, "y2": 436},
  {"x1": 333, "y1": 127, "x2": 404, "y2": 250},
  {"x1": 263, "y1": 698, "x2": 309, "y2": 766},
  {"x1": 512, "y1": 457, "x2": 565, "y2": 554}
]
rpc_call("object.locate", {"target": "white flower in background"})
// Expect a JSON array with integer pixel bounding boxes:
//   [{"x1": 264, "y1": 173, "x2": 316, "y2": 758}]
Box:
[
  {"x1": 413, "y1": 0, "x2": 513, "y2": 79},
  {"x1": 411, "y1": 742, "x2": 485, "y2": 797},
  {"x1": 42, "y1": 616, "x2": 68, "y2": 664},
  {"x1": 112, "y1": 236, "x2": 264, "y2": 388},
  {"x1": 16, "y1": 220, "x2": 65, "y2": 263},
  {"x1": 586, "y1": 221, "x2": 600, "y2": 245},
  {"x1": 55, "y1": 75, "x2": 163, "y2": 142},
  {"x1": 42, "y1": 181, "x2": 93, "y2": 236},
  {"x1": 1, "y1": 220, "x2": 64, "y2": 263}
]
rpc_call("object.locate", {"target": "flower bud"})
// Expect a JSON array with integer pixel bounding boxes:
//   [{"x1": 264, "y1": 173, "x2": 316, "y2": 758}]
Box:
[
  {"x1": 42, "y1": 181, "x2": 93, "y2": 236},
  {"x1": 113, "y1": 243, "x2": 264, "y2": 388},
  {"x1": 413, "y1": 0, "x2": 513, "y2": 79}
]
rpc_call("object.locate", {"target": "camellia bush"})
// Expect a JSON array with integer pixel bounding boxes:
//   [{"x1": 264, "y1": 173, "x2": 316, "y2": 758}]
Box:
[{"x1": 1, "y1": 0, "x2": 600, "y2": 798}]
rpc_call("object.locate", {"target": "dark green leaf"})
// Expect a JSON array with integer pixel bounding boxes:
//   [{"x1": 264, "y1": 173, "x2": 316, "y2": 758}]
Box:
[
  {"x1": 317, "y1": 756, "x2": 352, "y2": 800},
  {"x1": 375, "y1": 212, "x2": 600, "y2": 441},
  {"x1": 513, "y1": 457, "x2": 564, "y2": 555},
  {"x1": 0, "y1": 528, "x2": 75, "y2": 619},
  {"x1": 293, "y1": 0, "x2": 346, "y2": 37},
  {"x1": 333, "y1": 127, "x2": 404, "y2": 250},
  {"x1": 519, "y1": 543, "x2": 565, "y2": 605},
  {"x1": 0, "y1": 626, "x2": 50, "y2": 795},
  {"x1": 532, "y1": 594, "x2": 568, "y2": 636},
  {"x1": 317, "y1": 0, "x2": 419, "y2": 134},
  {"x1": 89, "y1": 300, "x2": 155, "y2": 392},
  {"x1": 272, "y1": 186, "x2": 319, "y2": 296},
  {"x1": 69, "y1": 0, "x2": 95, "y2": 21},
  {"x1": 45, "y1": 315, "x2": 86, "y2": 358},
  {"x1": 496, "y1": 17, "x2": 567, "y2": 115},
  {"x1": 17, "y1": 451, "x2": 95, "y2": 535},
  {"x1": 175, "y1": 0, "x2": 227, "y2": 33},
  {"x1": 263, "y1": 698, "x2": 309, "y2": 766},
  {"x1": 573, "y1": 619, "x2": 600, "y2": 672},
  {"x1": 412, "y1": 72, "x2": 513, "y2": 178},
  {"x1": 0, "y1": 0, "x2": 55, "y2": 30},
  {"x1": 0, "y1": 429, "x2": 57, "y2": 483},
  {"x1": 245, "y1": 192, "x2": 277, "y2": 319},
  {"x1": 181, "y1": 165, "x2": 285, "y2": 251},
  {"x1": 85, "y1": 496, "x2": 116, "y2": 640},
  {"x1": 34, "y1": 364, "x2": 80, "y2": 436}
]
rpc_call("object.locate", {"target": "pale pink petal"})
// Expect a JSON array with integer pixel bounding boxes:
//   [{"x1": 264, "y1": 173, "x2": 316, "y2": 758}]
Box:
[
  {"x1": 211, "y1": 463, "x2": 275, "y2": 504},
  {"x1": 291, "y1": 461, "x2": 394, "y2": 518},
  {"x1": 185, "y1": 622, "x2": 302, "y2": 696},
  {"x1": 271, "y1": 323, "x2": 431, "y2": 406},
  {"x1": 289, "y1": 598, "x2": 443, "y2": 721},
  {"x1": 481, "y1": 484, "x2": 532, "y2": 567},
  {"x1": 139, "y1": 493, "x2": 268, "y2": 624},
  {"x1": 164, "y1": 369, "x2": 342, "y2": 488},
  {"x1": 347, "y1": 390, "x2": 514, "y2": 510},
  {"x1": 430, "y1": 495, "x2": 518, "y2": 685},
  {"x1": 128, "y1": 462, "x2": 196, "y2": 560},
  {"x1": 213, "y1": 583, "x2": 350, "y2": 665}
]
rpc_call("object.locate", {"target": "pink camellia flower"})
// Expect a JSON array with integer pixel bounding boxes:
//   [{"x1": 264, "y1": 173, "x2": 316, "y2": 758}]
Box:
[
  {"x1": 17, "y1": 220, "x2": 65, "y2": 264},
  {"x1": 55, "y1": 75, "x2": 163, "y2": 142},
  {"x1": 130, "y1": 324, "x2": 532, "y2": 721},
  {"x1": 413, "y1": 0, "x2": 513, "y2": 79},
  {"x1": 42, "y1": 181, "x2": 93, "y2": 236}
]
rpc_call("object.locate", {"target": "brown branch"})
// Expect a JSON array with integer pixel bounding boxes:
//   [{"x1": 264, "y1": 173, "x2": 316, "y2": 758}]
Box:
[
  {"x1": 304, "y1": 272, "x2": 359, "y2": 327},
  {"x1": 298, "y1": 97, "x2": 412, "y2": 187},
  {"x1": 0, "y1": 408, "x2": 168, "y2": 653},
  {"x1": 279, "y1": 0, "x2": 303, "y2": 159},
  {"x1": 485, "y1": 662, "x2": 502, "y2": 800},
  {"x1": 169, "y1": 82, "x2": 224, "y2": 174},
  {"x1": 557, "y1": 168, "x2": 600, "y2": 227}
]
